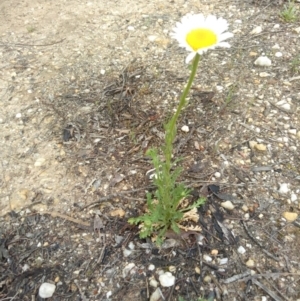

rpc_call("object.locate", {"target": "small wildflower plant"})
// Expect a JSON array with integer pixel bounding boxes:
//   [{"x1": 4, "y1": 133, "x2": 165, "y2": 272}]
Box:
[
  {"x1": 129, "y1": 13, "x2": 233, "y2": 245},
  {"x1": 280, "y1": 0, "x2": 298, "y2": 23}
]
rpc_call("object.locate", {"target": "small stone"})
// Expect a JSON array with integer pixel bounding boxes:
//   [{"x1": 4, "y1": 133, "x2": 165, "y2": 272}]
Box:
[
  {"x1": 203, "y1": 275, "x2": 212, "y2": 283},
  {"x1": 291, "y1": 193, "x2": 297, "y2": 202},
  {"x1": 237, "y1": 246, "x2": 246, "y2": 254},
  {"x1": 273, "y1": 24, "x2": 280, "y2": 29},
  {"x1": 150, "y1": 287, "x2": 163, "y2": 301},
  {"x1": 242, "y1": 205, "x2": 249, "y2": 212},
  {"x1": 294, "y1": 27, "x2": 300, "y2": 34},
  {"x1": 250, "y1": 26, "x2": 262, "y2": 34},
  {"x1": 128, "y1": 241, "x2": 135, "y2": 250},
  {"x1": 16, "y1": 113, "x2": 22, "y2": 118},
  {"x1": 149, "y1": 278, "x2": 159, "y2": 288},
  {"x1": 254, "y1": 56, "x2": 272, "y2": 67},
  {"x1": 288, "y1": 129, "x2": 297, "y2": 135},
  {"x1": 181, "y1": 125, "x2": 189, "y2": 132},
  {"x1": 281, "y1": 103, "x2": 291, "y2": 111},
  {"x1": 100, "y1": 69, "x2": 105, "y2": 75},
  {"x1": 168, "y1": 266, "x2": 176, "y2": 273},
  {"x1": 219, "y1": 258, "x2": 228, "y2": 265},
  {"x1": 254, "y1": 143, "x2": 267, "y2": 151},
  {"x1": 259, "y1": 72, "x2": 270, "y2": 77},
  {"x1": 159, "y1": 272, "x2": 175, "y2": 287},
  {"x1": 122, "y1": 263, "x2": 135, "y2": 278},
  {"x1": 282, "y1": 212, "x2": 298, "y2": 222},
  {"x1": 38, "y1": 282, "x2": 56, "y2": 299},
  {"x1": 148, "y1": 264, "x2": 155, "y2": 271},
  {"x1": 275, "y1": 52, "x2": 282, "y2": 57},
  {"x1": 211, "y1": 249, "x2": 218, "y2": 256},
  {"x1": 109, "y1": 208, "x2": 125, "y2": 217},
  {"x1": 221, "y1": 201, "x2": 235, "y2": 210},
  {"x1": 106, "y1": 291, "x2": 112, "y2": 298},
  {"x1": 195, "y1": 266, "x2": 201, "y2": 274},
  {"x1": 203, "y1": 254, "x2": 212, "y2": 262},
  {"x1": 246, "y1": 259, "x2": 255, "y2": 267},
  {"x1": 127, "y1": 26, "x2": 135, "y2": 31},
  {"x1": 148, "y1": 35, "x2": 157, "y2": 42},
  {"x1": 297, "y1": 131, "x2": 300, "y2": 139},
  {"x1": 123, "y1": 248, "x2": 132, "y2": 257},
  {"x1": 34, "y1": 157, "x2": 46, "y2": 167},
  {"x1": 249, "y1": 141, "x2": 257, "y2": 150},
  {"x1": 279, "y1": 183, "x2": 289, "y2": 194},
  {"x1": 214, "y1": 172, "x2": 221, "y2": 178}
]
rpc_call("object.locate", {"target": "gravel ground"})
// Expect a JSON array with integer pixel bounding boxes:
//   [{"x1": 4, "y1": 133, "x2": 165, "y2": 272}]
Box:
[{"x1": 0, "y1": 0, "x2": 300, "y2": 300}]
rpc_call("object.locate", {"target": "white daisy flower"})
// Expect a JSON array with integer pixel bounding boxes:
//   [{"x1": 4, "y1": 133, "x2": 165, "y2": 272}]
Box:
[{"x1": 171, "y1": 13, "x2": 233, "y2": 63}]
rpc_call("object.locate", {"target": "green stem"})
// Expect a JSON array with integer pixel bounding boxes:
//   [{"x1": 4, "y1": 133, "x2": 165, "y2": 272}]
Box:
[{"x1": 164, "y1": 53, "x2": 201, "y2": 172}]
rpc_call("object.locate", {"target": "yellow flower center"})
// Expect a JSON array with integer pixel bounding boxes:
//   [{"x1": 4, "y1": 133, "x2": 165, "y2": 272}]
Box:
[{"x1": 186, "y1": 28, "x2": 217, "y2": 51}]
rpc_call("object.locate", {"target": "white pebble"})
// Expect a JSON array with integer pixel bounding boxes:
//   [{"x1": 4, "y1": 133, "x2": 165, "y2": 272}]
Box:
[
  {"x1": 39, "y1": 283, "x2": 56, "y2": 299},
  {"x1": 221, "y1": 201, "x2": 235, "y2": 210},
  {"x1": 279, "y1": 183, "x2": 289, "y2": 194},
  {"x1": 148, "y1": 264, "x2": 155, "y2": 271},
  {"x1": 148, "y1": 35, "x2": 157, "y2": 42},
  {"x1": 259, "y1": 72, "x2": 270, "y2": 77},
  {"x1": 237, "y1": 246, "x2": 246, "y2": 254},
  {"x1": 280, "y1": 103, "x2": 291, "y2": 111},
  {"x1": 128, "y1": 241, "x2": 135, "y2": 250},
  {"x1": 250, "y1": 26, "x2": 262, "y2": 34},
  {"x1": 150, "y1": 287, "x2": 163, "y2": 301},
  {"x1": 254, "y1": 56, "x2": 272, "y2": 67},
  {"x1": 242, "y1": 205, "x2": 249, "y2": 212},
  {"x1": 100, "y1": 69, "x2": 105, "y2": 75},
  {"x1": 214, "y1": 172, "x2": 221, "y2": 178},
  {"x1": 181, "y1": 125, "x2": 189, "y2": 132},
  {"x1": 288, "y1": 129, "x2": 297, "y2": 135},
  {"x1": 291, "y1": 193, "x2": 297, "y2": 202},
  {"x1": 123, "y1": 248, "x2": 132, "y2": 257},
  {"x1": 219, "y1": 258, "x2": 228, "y2": 265},
  {"x1": 106, "y1": 291, "x2": 112, "y2": 298},
  {"x1": 273, "y1": 24, "x2": 280, "y2": 29},
  {"x1": 159, "y1": 272, "x2": 175, "y2": 287},
  {"x1": 203, "y1": 254, "x2": 212, "y2": 262},
  {"x1": 122, "y1": 263, "x2": 136, "y2": 278},
  {"x1": 16, "y1": 113, "x2": 22, "y2": 118},
  {"x1": 149, "y1": 278, "x2": 159, "y2": 288},
  {"x1": 246, "y1": 259, "x2": 255, "y2": 267},
  {"x1": 275, "y1": 52, "x2": 282, "y2": 57},
  {"x1": 34, "y1": 157, "x2": 46, "y2": 167},
  {"x1": 127, "y1": 26, "x2": 135, "y2": 31}
]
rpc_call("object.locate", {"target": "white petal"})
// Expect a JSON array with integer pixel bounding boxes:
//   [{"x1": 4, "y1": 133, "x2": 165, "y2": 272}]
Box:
[
  {"x1": 217, "y1": 42, "x2": 231, "y2": 48},
  {"x1": 218, "y1": 32, "x2": 234, "y2": 42},
  {"x1": 185, "y1": 52, "x2": 196, "y2": 64}
]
